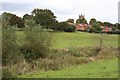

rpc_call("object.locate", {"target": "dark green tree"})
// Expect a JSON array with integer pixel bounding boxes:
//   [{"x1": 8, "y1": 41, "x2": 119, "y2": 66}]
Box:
[
  {"x1": 56, "y1": 22, "x2": 68, "y2": 31},
  {"x1": 76, "y1": 18, "x2": 87, "y2": 24},
  {"x1": 97, "y1": 21, "x2": 103, "y2": 26},
  {"x1": 66, "y1": 19, "x2": 74, "y2": 23},
  {"x1": 23, "y1": 14, "x2": 33, "y2": 20},
  {"x1": 103, "y1": 22, "x2": 113, "y2": 27},
  {"x1": 89, "y1": 18, "x2": 97, "y2": 25},
  {"x1": 91, "y1": 22, "x2": 101, "y2": 32},
  {"x1": 23, "y1": 14, "x2": 35, "y2": 27},
  {"x1": 31, "y1": 8, "x2": 57, "y2": 29},
  {"x1": 2, "y1": 12, "x2": 25, "y2": 28},
  {"x1": 113, "y1": 23, "x2": 120, "y2": 30}
]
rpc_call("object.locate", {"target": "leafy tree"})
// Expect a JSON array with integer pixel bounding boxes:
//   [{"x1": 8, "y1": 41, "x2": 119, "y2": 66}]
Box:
[
  {"x1": 91, "y1": 22, "x2": 101, "y2": 32},
  {"x1": 21, "y1": 26, "x2": 52, "y2": 60},
  {"x1": 91, "y1": 22, "x2": 104, "y2": 47},
  {"x1": 66, "y1": 19, "x2": 74, "y2": 23},
  {"x1": 64, "y1": 25, "x2": 76, "y2": 32},
  {"x1": 2, "y1": 12, "x2": 25, "y2": 28},
  {"x1": 23, "y1": 14, "x2": 35, "y2": 27},
  {"x1": 55, "y1": 22, "x2": 68, "y2": 31},
  {"x1": 23, "y1": 14, "x2": 33, "y2": 20},
  {"x1": 2, "y1": 12, "x2": 13, "y2": 25},
  {"x1": 103, "y1": 22, "x2": 113, "y2": 27},
  {"x1": 76, "y1": 18, "x2": 87, "y2": 24},
  {"x1": 2, "y1": 26, "x2": 23, "y2": 66},
  {"x1": 115, "y1": 23, "x2": 120, "y2": 30},
  {"x1": 31, "y1": 8, "x2": 57, "y2": 29},
  {"x1": 97, "y1": 21, "x2": 103, "y2": 26},
  {"x1": 89, "y1": 18, "x2": 97, "y2": 25}
]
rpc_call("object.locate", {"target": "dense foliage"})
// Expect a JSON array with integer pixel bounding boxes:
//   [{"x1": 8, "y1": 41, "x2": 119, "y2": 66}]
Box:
[
  {"x1": 89, "y1": 18, "x2": 97, "y2": 25},
  {"x1": 76, "y1": 18, "x2": 87, "y2": 24},
  {"x1": 21, "y1": 26, "x2": 52, "y2": 60},
  {"x1": 2, "y1": 12, "x2": 25, "y2": 28},
  {"x1": 31, "y1": 9, "x2": 58, "y2": 29}
]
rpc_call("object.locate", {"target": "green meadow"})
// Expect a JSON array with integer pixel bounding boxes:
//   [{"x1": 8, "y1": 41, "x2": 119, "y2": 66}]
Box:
[{"x1": 52, "y1": 31, "x2": 118, "y2": 49}]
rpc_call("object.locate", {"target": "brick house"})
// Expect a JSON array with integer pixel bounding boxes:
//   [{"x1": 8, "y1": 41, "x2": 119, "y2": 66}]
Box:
[{"x1": 76, "y1": 24, "x2": 88, "y2": 31}]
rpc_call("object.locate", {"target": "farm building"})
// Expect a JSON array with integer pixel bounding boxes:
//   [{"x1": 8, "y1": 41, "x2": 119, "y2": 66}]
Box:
[
  {"x1": 76, "y1": 24, "x2": 88, "y2": 31},
  {"x1": 101, "y1": 26, "x2": 113, "y2": 32}
]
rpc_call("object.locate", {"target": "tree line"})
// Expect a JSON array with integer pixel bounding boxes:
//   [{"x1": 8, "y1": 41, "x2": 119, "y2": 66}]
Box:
[{"x1": 2, "y1": 8, "x2": 120, "y2": 32}]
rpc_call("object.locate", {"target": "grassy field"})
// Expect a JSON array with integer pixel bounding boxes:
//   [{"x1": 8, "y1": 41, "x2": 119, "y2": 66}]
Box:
[
  {"x1": 20, "y1": 58, "x2": 118, "y2": 78},
  {"x1": 52, "y1": 31, "x2": 118, "y2": 49},
  {"x1": 17, "y1": 31, "x2": 118, "y2": 49},
  {"x1": 17, "y1": 31, "x2": 118, "y2": 78}
]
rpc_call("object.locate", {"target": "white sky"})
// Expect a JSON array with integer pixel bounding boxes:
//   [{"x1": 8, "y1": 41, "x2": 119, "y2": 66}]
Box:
[{"x1": 1, "y1": 0, "x2": 120, "y2": 23}]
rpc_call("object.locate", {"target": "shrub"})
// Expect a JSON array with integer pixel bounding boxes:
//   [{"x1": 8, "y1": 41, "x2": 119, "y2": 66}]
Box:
[
  {"x1": 97, "y1": 47, "x2": 118, "y2": 59},
  {"x1": 21, "y1": 25, "x2": 52, "y2": 60},
  {"x1": 54, "y1": 22, "x2": 68, "y2": 31},
  {"x1": 2, "y1": 67, "x2": 16, "y2": 78},
  {"x1": 68, "y1": 46, "x2": 101, "y2": 58},
  {"x1": 64, "y1": 25, "x2": 76, "y2": 32},
  {"x1": 2, "y1": 26, "x2": 23, "y2": 66},
  {"x1": 68, "y1": 47, "x2": 83, "y2": 57},
  {"x1": 2, "y1": 59, "x2": 32, "y2": 78},
  {"x1": 85, "y1": 47, "x2": 101, "y2": 57}
]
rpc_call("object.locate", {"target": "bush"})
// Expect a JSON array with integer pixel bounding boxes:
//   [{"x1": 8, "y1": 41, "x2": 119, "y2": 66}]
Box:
[
  {"x1": 2, "y1": 26, "x2": 23, "y2": 66},
  {"x1": 68, "y1": 47, "x2": 83, "y2": 57},
  {"x1": 2, "y1": 67, "x2": 17, "y2": 78},
  {"x1": 97, "y1": 47, "x2": 118, "y2": 59},
  {"x1": 55, "y1": 22, "x2": 68, "y2": 31},
  {"x1": 68, "y1": 46, "x2": 101, "y2": 58},
  {"x1": 64, "y1": 25, "x2": 76, "y2": 32},
  {"x1": 85, "y1": 47, "x2": 101, "y2": 57},
  {"x1": 21, "y1": 26, "x2": 52, "y2": 60}
]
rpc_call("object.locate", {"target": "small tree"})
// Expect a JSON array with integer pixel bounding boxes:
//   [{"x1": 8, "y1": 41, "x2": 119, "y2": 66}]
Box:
[
  {"x1": 21, "y1": 25, "x2": 52, "y2": 60},
  {"x1": 66, "y1": 19, "x2": 74, "y2": 23},
  {"x1": 92, "y1": 22, "x2": 101, "y2": 33},
  {"x1": 2, "y1": 25, "x2": 23, "y2": 66},
  {"x1": 76, "y1": 18, "x2": 87, "y2": 24},
  {"x1": 91, "y1": 22, "x2": 104, "y2": 47},
  {"x1": 89, "y1": 18, "x2": 97, "y2": 25},
  {"x1": 55, "y1": 22, "x2": 68, "y2": 31},
  {"x1": 64, "y1": 25, "x2": 76, "y2": 32}
]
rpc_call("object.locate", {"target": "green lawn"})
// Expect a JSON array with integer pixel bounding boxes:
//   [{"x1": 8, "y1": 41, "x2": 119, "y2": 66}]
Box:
[
  {"x1": 20, "y1": 58, "x2": 118, "y2": 78},
  {"x1": 52, "y1": 31, "x2": 118, "y2": 49}
]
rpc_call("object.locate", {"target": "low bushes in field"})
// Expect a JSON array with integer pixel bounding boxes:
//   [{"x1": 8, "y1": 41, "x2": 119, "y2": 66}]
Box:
[
  {"x1": 29, "y1": 46, "x2": 118, "y2": 71},
  {"x1": 67, "y1": 46, "x2": 101, "y2": 58},
  {"x1": 2, "y1": 45, "x2": 118, "y2": 78},
  {"x1": 31, "y1": 54, "x2": 89, "y2": 71},
  {"x1": 97, "y1": 47, "x2": 118, "y2": 59}
]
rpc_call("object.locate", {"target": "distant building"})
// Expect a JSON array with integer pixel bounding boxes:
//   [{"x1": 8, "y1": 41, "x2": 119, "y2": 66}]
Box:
[
  {"x1": 79, "y1": 14, "x2": 85, "y2": 19},
  {"x1": 102, "y1": 26, "x2": 113, "y2": 32},
  {"x1": 76, "y1": 24, "x2": 88, "y2": 31},
  {"x1": 76, "y1": 14, "x2": 88, "y2": 31}
]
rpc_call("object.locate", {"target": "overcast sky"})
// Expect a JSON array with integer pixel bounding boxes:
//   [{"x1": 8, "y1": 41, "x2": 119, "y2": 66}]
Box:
[{"x1": 1, "y1": 0, "x2": 120, "y2": 23}]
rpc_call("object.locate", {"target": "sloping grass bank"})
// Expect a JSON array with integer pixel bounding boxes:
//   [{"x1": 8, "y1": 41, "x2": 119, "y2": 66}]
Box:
[
  {"x1": 52, "y1": 32, "x2": 118, "y2": 49},
  {"x1": 20, "y1": 58, "x2": 118, "y2": 78}
]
